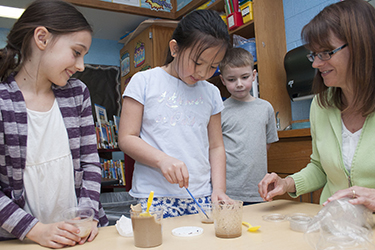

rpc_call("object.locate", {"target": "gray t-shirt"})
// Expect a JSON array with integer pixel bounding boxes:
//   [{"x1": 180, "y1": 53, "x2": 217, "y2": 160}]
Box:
[{"x1": 221, "y1": 97, "x2": 278, "y2": 202}]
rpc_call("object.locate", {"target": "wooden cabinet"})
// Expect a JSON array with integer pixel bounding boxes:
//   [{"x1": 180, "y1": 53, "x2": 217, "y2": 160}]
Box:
[
  {"x1": 254, "y1": 0, "x2": 291, "y2": 129},
  {"x1": 208, "y1": 0, "x2": 292, "y2": 129},
  {"x1": 267, "y1": 128, "x2": 322, "y2": 204},
  {"x1": 119, "y1": 21, "x2": 178, "y2": 94}
]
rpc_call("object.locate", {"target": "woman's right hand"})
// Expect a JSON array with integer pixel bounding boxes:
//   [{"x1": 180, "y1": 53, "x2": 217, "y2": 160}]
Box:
[
  {"x1": 26, "y1": 221, "x2": 81, "y2": 249},
  {"x1": 258, "y1": 173, "x2": 296, "y2": 201},
  {"x1": 158, "y1": 156, "x2": 189, "y2": 188}
]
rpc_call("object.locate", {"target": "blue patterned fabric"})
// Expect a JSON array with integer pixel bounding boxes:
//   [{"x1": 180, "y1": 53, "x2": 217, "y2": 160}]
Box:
[{"x1": 136, "y1": 196, "x2": 211, "y2": 218}]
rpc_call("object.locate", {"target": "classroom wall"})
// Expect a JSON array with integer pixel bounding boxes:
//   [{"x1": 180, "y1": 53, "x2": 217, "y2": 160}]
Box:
[
  {"x1": 282, "y1": 0, "x2": 339, "y2": 121},
  {"x1": 1, "y1": 0, "x2": 342, "y2": 120},
  {"x1": 0, "y1": 28, "x2": 122, "y2": 66}
]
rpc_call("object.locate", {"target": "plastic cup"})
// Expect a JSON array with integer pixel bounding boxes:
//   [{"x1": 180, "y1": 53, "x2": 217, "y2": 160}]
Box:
[
  {"x1": 213, "y1": 200, "x2": 243, "y2": 238},
  {"x1": 131, "y1": 207, "x2": 163, "y2": 248},
  {"x1": 62, "y1": 207, "x2": 94, "y2": 238},
  {"x1": 198, "y1": 204, "x2": 214, "y2": 224}
]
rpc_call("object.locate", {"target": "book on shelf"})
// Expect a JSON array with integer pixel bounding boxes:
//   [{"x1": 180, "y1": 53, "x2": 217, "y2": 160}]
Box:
[
  {"x1": 113, "y1": 115, "x2": 120, "y2": 135},
  {"x1": 94, "y1": 104, "x2": 119, "y2": 149},
  {"x1": 100, "y1": 159, "x2": 126, "y2": 186},
  {"x1": 94, "y1": 104, "x2": 108, "y2": 126}
]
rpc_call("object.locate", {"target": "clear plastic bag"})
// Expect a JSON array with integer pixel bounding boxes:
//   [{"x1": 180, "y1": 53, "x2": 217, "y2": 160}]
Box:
[
  {"x1": 304, "y1": 198, "x2": 375, "y2": 250},
  {"x1": 232, "y1": 34, "x2": 257, "y2": 62}
]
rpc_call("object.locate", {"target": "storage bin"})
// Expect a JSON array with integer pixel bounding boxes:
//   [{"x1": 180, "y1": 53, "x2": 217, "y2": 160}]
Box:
[
  {"x1": 240, "y1": 1, "x2": 253, "y2": 23},
  {"x1": 227, "y1": 11, "x2": 243, "y2": 30},
  {"x1": 100, "y1": 192, "x2": 138, "y2": 225}
]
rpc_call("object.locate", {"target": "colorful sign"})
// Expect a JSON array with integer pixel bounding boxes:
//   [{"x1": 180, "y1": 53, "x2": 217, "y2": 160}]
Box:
[
  {"x1": 142, "y1": 0, "x2": 172, "y2": 12},
  {"x1": 134, "y1": 42, "x2": 145, "y2": 68}
]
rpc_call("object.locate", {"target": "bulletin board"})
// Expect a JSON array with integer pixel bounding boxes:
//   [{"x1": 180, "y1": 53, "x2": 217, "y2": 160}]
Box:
[{"x1": 72, "y1": 64, "x2": 122, "y2": 123}]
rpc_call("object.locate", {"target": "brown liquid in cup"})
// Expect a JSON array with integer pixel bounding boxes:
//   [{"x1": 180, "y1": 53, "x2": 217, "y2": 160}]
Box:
[
  {"x1": 215, "y1": 231, "x2": 242, "y2": 238},
  {"x1": 213, "y1": 200, "x2": 243, "y2": 239},
  {"x1": 131, "y1": 215, "x2": 162, "y2": 248}
]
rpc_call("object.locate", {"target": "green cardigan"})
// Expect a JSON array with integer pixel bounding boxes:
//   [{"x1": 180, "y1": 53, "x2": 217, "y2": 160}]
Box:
[{"x1": 290, "y1": 97, "x2": 375, "y2": 204}]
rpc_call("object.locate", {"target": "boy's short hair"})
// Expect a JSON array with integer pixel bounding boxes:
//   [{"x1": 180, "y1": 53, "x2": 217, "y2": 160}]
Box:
[{"x1": 219, "y1": 47, "x2": 254, "y2": 74}]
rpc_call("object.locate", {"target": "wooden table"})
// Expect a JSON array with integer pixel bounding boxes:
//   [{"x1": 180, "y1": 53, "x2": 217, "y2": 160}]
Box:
[{"x1": 1, "y1": 200, "x2": 373, "y2": 249}]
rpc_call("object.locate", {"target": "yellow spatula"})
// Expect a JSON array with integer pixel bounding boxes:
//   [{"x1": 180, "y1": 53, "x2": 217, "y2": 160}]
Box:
[
  {"x1": 140, "y1": 191, "x2": 154, "y2": 217},
  {"x1": 242, "y1": 221, "x2": 261, "y2": 232}
]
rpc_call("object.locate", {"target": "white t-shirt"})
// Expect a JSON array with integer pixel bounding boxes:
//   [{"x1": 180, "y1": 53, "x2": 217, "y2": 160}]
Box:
[
  {"x1": 123, "y1": 67, "x2": 224, "y2": 198},
  {"x1": 24, "y1": 99, "x2": 77, "y2": 223}
]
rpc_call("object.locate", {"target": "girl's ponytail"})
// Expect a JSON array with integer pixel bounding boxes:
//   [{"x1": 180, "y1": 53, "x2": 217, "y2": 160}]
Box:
[{"x1": 0, "y1": 45, "x2": 21, "y2": 81}]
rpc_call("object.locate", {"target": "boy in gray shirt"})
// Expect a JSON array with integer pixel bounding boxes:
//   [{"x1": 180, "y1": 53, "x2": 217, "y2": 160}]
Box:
[{"x1": 220, "y1": 47, "x2": 279, "y2": 205}]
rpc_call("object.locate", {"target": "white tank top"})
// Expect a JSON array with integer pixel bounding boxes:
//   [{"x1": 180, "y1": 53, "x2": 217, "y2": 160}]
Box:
[
  {"x1": 23, "y1": 99, "x2": 77, "y2": 223},
  {"x1": 342, "y1": 120, "x2": 362, "y2": 174}
]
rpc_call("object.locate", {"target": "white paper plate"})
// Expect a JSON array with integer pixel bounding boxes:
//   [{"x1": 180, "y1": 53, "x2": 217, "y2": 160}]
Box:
[{"x1": 171, "y1": 226, "x2": 203, "y2": 237}]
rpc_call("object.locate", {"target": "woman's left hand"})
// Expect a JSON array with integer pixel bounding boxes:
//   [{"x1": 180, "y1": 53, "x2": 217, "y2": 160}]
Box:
[
  {"x1": 78, "y1": 221, "x2": 99, "y2": 245},
  {"x1": 323, "y1": 186, "x2": 375, "y2": 212}
]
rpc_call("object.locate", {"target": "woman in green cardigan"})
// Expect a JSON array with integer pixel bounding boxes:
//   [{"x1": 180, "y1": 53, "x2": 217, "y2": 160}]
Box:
[{"x1": 258, "y1": 0, "x2": 375, "y2": 212}]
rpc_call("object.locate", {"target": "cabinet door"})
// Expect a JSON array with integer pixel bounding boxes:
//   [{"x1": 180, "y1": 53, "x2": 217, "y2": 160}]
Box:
[
  {"x1": 253, "y1": 0, "x2": 291, "y2": 129},
  {"x1": 120, "y1": 39, "x2": 134, "y2": 94},
  {"x1": 132, "y1": 26, "x2": 154, "y2": 73},
  {"x1": 120, "y1": 27, "x2": 153, "y2": 94},
  {"x1": 150, "y1": 25, "x2": 174, "y2": 67}
]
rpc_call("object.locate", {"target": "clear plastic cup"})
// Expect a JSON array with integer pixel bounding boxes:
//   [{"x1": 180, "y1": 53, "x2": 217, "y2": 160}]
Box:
[
  {"x1": 213, "y1": 200, "x2": 243, "y2": 238},
  {"x1": 198, "y1": 204, "x2": 214, "y2": 224},
  {"x1": 62, "y1": 207, "x2": 94, "y2": 238}
]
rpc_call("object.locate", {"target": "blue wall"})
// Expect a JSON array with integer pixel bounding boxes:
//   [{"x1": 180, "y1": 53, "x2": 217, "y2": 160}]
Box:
[
  {"x1": 0, "y1": 28, "x2": 122, "y2": 66},
  {"x1": 85, "y1": 39, "x2": 123, "y2": 66},
  {"x1": 283, "y1": 0, "x2": 339, "y2": 121}
]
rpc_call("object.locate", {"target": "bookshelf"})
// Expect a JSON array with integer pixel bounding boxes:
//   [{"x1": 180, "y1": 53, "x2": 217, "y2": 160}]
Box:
[
  {"x1": 206, "y1": 0, "x2": 291, "y2": 129},
  {"x1": 99, "y1": 148, "x2": 134, "y2": 192}
]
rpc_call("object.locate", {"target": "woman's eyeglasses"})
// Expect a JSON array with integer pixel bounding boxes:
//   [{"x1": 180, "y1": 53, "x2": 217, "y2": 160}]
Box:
[{"x1": 307, "y1": 44, "x2": 348, "y2": 62}]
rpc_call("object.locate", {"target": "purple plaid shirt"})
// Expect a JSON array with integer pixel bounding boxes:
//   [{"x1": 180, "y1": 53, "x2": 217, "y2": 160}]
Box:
[{"x1": 0, "y1": 74, "x2": 108, "y2": 240}]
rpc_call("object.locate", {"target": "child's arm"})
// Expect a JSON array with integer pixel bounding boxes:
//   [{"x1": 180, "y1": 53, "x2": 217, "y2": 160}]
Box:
[
  {"x1": 207, "y1": 113, "x2": 230, "y2": 201},
  {"x1": 118, "y1": 97, "x2": 189, "y2": 188},
  {"x1": 267, "y1": 144, "x2": 271, "y2": 151}
]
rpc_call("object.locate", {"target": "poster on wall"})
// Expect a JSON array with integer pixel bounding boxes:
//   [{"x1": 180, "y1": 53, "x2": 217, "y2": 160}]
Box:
[
  {"x1": 121, "y1": 51, "x2": 130, "y2": 77},
  {"x1": 141, "y1": 0, "x2": 172, "y2": 12},
  {"x1": 134, "y1": 42, "x2": 145, "y2": 68},
  {"x1": 101, "y1": 0, "x2": 140, "y2": 7}
]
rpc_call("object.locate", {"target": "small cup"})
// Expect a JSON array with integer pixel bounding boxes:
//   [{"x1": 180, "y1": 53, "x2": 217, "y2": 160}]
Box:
[
  {"x1": 131, "y1": 207, "x2": 163, "y2": 248},
  {"x1": 213, "y1": 200, "x2": 243, "y2": 238},
  {"x1": 287, "y1": 213, "x2": 312, "y2": 232},
  {"x1": 62, "y1": 207, "x2": 94, "y2": 238},
  {"x1": 198, "y1": 204, "x2": 213, "y2": 224}
]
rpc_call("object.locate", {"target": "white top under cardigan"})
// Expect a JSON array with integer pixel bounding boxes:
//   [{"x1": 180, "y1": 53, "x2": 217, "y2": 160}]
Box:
[
  {"x1": 342, "y1": 119, "x2": 362, "y2": 174},
  {"x1": 23, "y1": 99, "x2": 77, "y2": 224}
]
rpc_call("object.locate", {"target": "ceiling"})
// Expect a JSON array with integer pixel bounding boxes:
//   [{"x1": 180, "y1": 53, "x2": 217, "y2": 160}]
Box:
[{"x1": 0, "y1": 0, "x2": 150, "y2": 41}]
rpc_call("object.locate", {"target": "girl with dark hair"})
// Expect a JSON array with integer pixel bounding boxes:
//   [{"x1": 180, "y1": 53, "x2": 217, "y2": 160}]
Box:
[
  {"x1": 259, "y1": 0, "x2": 375, "y2": 212},
  {"x1": 118, "y1": 9, "x2": 231, "y2": 217},
  {"x1": 0, "y1": 0, "x2": 108, "y2": 247}
]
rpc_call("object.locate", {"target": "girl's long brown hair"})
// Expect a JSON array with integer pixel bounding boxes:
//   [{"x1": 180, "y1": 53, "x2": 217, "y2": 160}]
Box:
[{"x1": 0, "y1": 0, "x2": 92, "y2": 81}]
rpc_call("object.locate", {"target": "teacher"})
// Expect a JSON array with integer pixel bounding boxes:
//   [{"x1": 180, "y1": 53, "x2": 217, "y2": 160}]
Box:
[{"x1": 258, "y1": 0, "x2": 375, "y2": 212}]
